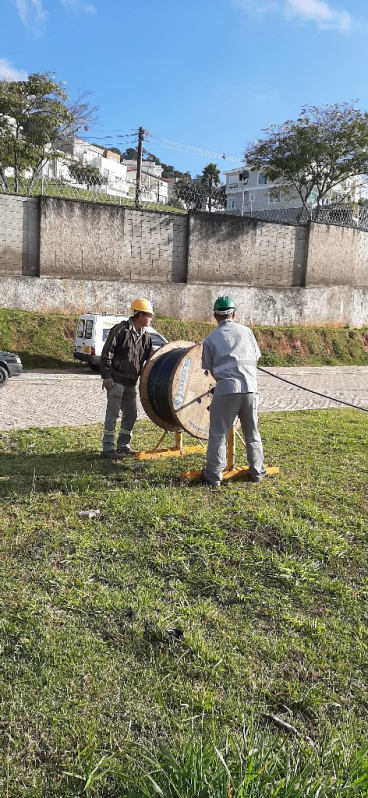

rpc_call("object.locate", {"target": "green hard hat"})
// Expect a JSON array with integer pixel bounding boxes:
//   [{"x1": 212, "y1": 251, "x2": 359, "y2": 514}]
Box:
[{"x1": 213, "y1": 295, "x2": 236, "y2": 313}]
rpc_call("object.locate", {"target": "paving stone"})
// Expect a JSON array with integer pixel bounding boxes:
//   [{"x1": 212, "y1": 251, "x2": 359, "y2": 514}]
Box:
[{"x1": 0, "y1": 366, "x2": 367, "y2": 432}]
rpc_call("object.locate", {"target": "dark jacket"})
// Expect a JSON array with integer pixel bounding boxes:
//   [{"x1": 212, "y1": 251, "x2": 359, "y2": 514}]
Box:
[{"x1": 100, "y1": 319, "x2": 153, "y2": 385}]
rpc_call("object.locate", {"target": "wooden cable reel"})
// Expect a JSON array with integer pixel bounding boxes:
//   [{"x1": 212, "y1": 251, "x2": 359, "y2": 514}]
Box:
[
  {"x1": 138, "y1": 339, "x2": 279, "y2": 481},
  {"x1": 139, "y1": 341, "x2": 216, "y2": 440}
]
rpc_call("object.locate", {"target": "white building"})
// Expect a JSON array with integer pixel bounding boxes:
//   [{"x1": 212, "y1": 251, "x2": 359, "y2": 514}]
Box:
[
  {"x1": 224, "y1": 167, "x2": 368, "y2": 215},
  {"x1": 45, "y1": 139, "x2": 129, "y2": 198},
  {"x1": 43, "y1": 139, "x2": 169, "y2": 204},
  {"x1": 121, "y1": 159, "x2": 169, "y2": 205}
]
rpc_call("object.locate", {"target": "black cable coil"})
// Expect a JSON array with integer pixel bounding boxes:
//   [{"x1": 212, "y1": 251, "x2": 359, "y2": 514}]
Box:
[{"x1": 147, "y1": 347, "x2": 190, "y2": 425}]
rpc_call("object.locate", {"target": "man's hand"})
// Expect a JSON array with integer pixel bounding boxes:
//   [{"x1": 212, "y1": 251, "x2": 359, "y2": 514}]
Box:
[{"x1": 102, "y1": 379, "x2": 114, "y2": 392}]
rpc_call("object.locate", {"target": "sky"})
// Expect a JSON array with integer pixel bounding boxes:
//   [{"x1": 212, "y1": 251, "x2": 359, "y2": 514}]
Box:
[{"x1": 1, "y1": 0, "x2": 368, "y2": 178}]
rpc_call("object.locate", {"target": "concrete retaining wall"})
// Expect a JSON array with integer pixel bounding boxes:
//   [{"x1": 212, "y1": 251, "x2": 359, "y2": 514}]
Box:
[
  {"x1": 1, "y1": 275, "x2": 367, "y2": 327},
  {"x1": 0, "y1": 194, "x2": 39, "y2": 277},
  {"x1": 306, "y1": 223, "x2": 368, "y2": 287},
  {"x1": 39, "y1": 197, "x2": 187, "y2": 282},
  {"x1": 1, "y1": 194, "x2": 368, "y2": 290},
  {"x1": 187, "y1": 212, "x2": 308, "y2": 287}
]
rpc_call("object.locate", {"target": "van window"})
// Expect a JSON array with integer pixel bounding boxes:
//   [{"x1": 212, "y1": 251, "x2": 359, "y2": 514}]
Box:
[
  {"x1": 150, "y1": 332, "x2": 165, "y2": 348},
  {"x1": 102, "y1": 327, "x2": 113, "y2": 342},
  {"x1": 85, "y1": 320, "x2": 94, "y2": 339},
  {"x1": 77, "y1": 319, "x2": 85, "y2": 337}
]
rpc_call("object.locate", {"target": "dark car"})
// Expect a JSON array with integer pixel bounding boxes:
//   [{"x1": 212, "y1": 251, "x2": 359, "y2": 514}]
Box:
[{"x1": 0, "y1": 351, "x2": 23, "y2": 387}]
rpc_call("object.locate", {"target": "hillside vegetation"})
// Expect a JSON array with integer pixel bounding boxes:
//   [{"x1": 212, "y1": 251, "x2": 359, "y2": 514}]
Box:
[{"x1": 0, "y1": 308, "x2": 367, "y2": 369}]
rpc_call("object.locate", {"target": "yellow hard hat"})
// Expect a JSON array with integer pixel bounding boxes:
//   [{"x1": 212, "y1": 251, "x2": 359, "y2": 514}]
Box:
[{"x1": 130, "y1": 298, "x2": 154, "y2": 315}]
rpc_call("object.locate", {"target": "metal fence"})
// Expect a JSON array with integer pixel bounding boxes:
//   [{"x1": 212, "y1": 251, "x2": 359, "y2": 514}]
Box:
[
  {"x1": 0, "y1": 176, "x2": 186, "y2": 214},
  {"x1": 311, "y1": 204, "x2": 368, "y2": 230},
  {"x1": 227, "y1": 203, "x2": 368, "y2": 230},
  {"x1": 3, "y1": 175, "x2": 368, "y2": 230}
]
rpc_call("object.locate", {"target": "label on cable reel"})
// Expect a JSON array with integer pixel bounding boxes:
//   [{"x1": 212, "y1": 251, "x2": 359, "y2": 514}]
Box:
[{"x1": 169, "y1": 344, "x2": 216, "y2": 440}]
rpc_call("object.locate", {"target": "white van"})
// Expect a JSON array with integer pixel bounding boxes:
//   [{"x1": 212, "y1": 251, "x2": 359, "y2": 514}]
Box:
[{"x1": 73, "y1": 313, "x2": 167, "y2": 371}]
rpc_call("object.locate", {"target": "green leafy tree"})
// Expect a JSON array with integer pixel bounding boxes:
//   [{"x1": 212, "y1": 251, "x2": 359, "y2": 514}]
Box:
[
  {"x1": 173, "y1": 176, "x2": 205, "y2": 210},
  {"x1": 143, "y1": 149, "x2": 161, "y2": 163},
  {"x1": 200, "y1": 162, "x2": 221, "y2": 211},
  {"x1": 173, "y1": 168, "x2": 226, "y2": 212},
  {"x1": 245, "y1": 102, "x2": 368, "y2": 216},
  {"x1": 211, "y1": 183, "x2": 227, "y2": 210},
  {"x1": 161, "y1": 164, "x2": 190, "y2": 179},
  {"x1": 68, "y1": 161, "x2": 107, "y2": 189},
  {"x1": 120, "y1": 147, "x2": 138, "y2": 161},
  {"x1": 0, "y1": 71, "x2": 97, "y2": 194}
]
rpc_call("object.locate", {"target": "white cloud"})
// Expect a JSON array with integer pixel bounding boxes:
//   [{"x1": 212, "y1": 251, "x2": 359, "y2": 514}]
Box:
[
  {"x1": 14, "y1": 0, "x2": 96, "y2": 29},
  {"x1": 285, "y1": 0, "x2": 353, "y2": 33},
  {"x1": 0, "y1": 57, "x2": 28, "y2": 81},
  {"x1": 60, "y1": 0, "x2": 97, "y2": 11},
  {"x1": 15, "y1": 0, "x2": 47, "y2": 30},
  {"x1": 234, "y1": 0, "x2": 354, "y2": 33},
  {"x1": 15, "y1": 0, "x2": 28, "y2": 24}
]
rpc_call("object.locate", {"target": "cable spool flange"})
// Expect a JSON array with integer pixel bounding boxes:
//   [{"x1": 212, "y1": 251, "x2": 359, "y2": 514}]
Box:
[{"x1": 140, "y1": 341, "x2": 216, "y2": 440}]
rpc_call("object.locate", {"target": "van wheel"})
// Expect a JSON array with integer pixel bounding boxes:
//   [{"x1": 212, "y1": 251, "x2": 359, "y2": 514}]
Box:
[
  {"x1": 0, "y1": 365, "x2": 9, "y2": 387},
  {"x1": 88, "y1": 362, "x2": 100, "y2": 372}
]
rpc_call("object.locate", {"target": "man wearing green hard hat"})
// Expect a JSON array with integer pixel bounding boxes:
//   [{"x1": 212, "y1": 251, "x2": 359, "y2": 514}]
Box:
[{"x1": 201, "y1": 295, "x2": 266, "y2": 487}]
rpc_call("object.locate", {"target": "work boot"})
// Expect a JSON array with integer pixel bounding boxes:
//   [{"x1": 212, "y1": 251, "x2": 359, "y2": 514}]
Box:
[
  {"x1": 200, "y1": 469, "x2": 221, "y2": 487},
  {"x1": 102, "y1": 450, "x2": 122, "y2": 461},
  {"x1": 117, "y1": 444, "x2": 138, "y2": 456}
]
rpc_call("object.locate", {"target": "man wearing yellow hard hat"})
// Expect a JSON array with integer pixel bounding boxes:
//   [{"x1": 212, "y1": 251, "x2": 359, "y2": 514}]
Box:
[{"x1": 100, "y1": 298, "x2": 154, "y2": 459}]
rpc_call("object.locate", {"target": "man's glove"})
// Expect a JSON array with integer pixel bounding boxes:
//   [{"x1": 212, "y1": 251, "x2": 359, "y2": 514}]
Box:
[{"x1": 102, "y1": 379, "x2": 114, "y2": 392}]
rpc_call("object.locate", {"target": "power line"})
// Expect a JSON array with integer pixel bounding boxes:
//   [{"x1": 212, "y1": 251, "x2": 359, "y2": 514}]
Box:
[
  {"x1": 82, "y1": 129, "x2": 243, "y2": 164},
  {"x1": 149, "y1": 133, "x2": 242, "y2": 163},
  {"x1": 82, "y1": 134, "x2": 136, "y2": 141}
]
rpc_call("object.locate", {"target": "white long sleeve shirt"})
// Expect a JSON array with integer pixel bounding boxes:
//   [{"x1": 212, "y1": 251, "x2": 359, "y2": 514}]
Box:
[{"x1": 201, "y1": 319, "x2": 261, "y2": 395}]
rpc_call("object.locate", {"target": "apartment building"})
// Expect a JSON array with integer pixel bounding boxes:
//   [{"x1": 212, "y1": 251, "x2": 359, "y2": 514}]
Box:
[
  {"x1": 121, "y1": 159, "x2": 169, "y2": 205},
  {"x1": 224, "y1": 167, "x2": 367, "y2": 215},
  {"x1": 43, "y1": 139, "x2": 169, "y2": 204}
]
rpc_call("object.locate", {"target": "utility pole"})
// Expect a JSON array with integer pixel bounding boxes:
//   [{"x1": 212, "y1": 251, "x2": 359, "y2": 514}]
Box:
[{"x1": 135, "y1": 127, "x2": 144, "y2": 209}]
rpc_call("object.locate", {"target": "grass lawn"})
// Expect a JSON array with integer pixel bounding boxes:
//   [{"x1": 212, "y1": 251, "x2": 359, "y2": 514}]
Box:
[
  {"x1": 3, "y1": 181, "x2": 185, "y2": 215},
  {"x1": 0, "y1": 410, "x2": 367, "y2": 796}
]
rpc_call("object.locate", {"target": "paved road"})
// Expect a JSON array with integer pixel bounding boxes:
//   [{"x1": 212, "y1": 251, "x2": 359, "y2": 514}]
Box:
[{"x1": 0, "y1": 366, "x2": 367, "y2": 431}]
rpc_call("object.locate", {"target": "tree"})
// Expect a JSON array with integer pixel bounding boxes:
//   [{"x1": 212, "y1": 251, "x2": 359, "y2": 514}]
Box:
[
  {"x1": 244, "y1": 103, "x2": 368, "y2": 216},
  {"x1": 173, "y1": 165, "x2": 226, "y2": 212},
  {"x1": 143, "y1": 149, "x2": 160, "y2": 164},
  {"x1": 161, "y1": 164, "x2": 189, "y2": 179},
  {"x1": 173, "y1": 176, "x2": 205, "y2": 210},
  {"x1": 68, "y1": 161, "x2": 106, "y2": 190},
  {"x1": 120, "y1": 147, "x2": 138, "y2": 161},
  {"x1": 200, "y1": 162, "x2": 221, "y2": 212},
  {"x1": 0, "y1": 71, "x2": 97, "y2": 194}
]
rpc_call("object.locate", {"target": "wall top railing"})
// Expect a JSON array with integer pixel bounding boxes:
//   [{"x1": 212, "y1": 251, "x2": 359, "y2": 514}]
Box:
[{"x1": 226, "y1": 203, "x2": 368, "y2": 231}]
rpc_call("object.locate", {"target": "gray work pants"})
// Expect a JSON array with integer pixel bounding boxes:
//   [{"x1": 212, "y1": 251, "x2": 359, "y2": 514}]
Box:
[
  {"x1": 102, "y1": 382, "x2": 138, "y2": 452},
  {"x1": 202, "y1": 393, "x2": 266, "y2": 486}
]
